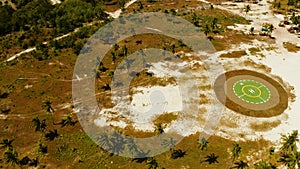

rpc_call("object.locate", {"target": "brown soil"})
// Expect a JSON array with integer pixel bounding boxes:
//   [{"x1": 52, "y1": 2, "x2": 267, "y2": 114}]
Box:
[{"x1": 214, "y1": 69, "x2": 289, "y2": 117}]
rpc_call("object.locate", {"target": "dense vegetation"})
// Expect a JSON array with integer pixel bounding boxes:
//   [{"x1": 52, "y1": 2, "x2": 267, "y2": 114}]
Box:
[{"x1": 0, "y1": 0, "x2": 108, "y2": 36}]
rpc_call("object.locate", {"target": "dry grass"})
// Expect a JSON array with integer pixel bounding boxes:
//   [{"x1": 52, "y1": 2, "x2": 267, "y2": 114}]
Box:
[
  {"x1": 220, "y1": 50, "x2": 247, "y2": 58},
  {"x1": 250, "y1": 120, "x2": 281, "y2": 132},
  {"x1": 219, "y1": 118, "x2": 238, "y2": 128},
  {"x1": 153, "y1": 112, "x2": 178, "y2": 125},
  {"x1": 283, "y1": 42, "x2": 300, "y2": 53}
]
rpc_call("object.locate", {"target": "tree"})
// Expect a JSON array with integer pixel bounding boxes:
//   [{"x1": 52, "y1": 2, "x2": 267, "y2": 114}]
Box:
[
  {"x1": 254, "y1": 160, "x2": 276, "y2": 169},
  {"x1": 162, "y1": 137, "x2": 176, "y2": 152},
  {"x1": 245, "y1": 5, "x2": 251, "y2": 15},
  {"x1": 250, "y1": 27, "x2": 254, "y2": 35},
  {"x1": 32, "y1": 117, "x2": 47, "y2": 132},
  {"x1": 154, "y1": 123, "x2": 164, "y2": 135},
  {"x1": 0, "y1": 139, "x2": 13, "y2": 150},
  {"x1": 279, "y1": 151, "x2": 300, "y2": 169},
  {"x1": 171, "y1": 149, "x2": 186, "y2": 159},
  {"x1": 211, "y1": 18, "x2": 218, "y2": 30},
  {"x1": 124, "y1": 137, "x2": 140, "y2": 158},
  {"x1": 37, "y1": 142, "x2": 47, "y2": 153},
  {"x1": 3, "y1": 148, "x2": 19, "y2": 167},
  {"x1": 192, "y1": 12, "x2": 199, "y2": 26},
  {"x1": 97, "y1": 133, "x2": 113, "y2": 151},
  {"x1": 109, "y1": 131, "x2": 125, "y2": 154},
  {"x1": 280, "y1": 130, "x2": 299, "y2": 154},
  {"x1": 231, "y1": 143, "x2": 242, "y2": 163},
  {"x1": 146, "y1": 157, "x2": 158, "y2": 169},
  {"x1": 117, "y1": 0, "x2": 126, "y2": 9},
  {"x1": 60, "y1": 115, "x2": 76, "y2": 127},
  {"x1": 204, "y1": 153, "x2": 219, "y2": 164},
  {"x1": 45, "y1": 129, "x2": 59, "y2": 141},
  {"x1": 203, "y1": 24, "x2": 210, "y2": 37},
  {"x1": 232, "y1": 160, "x2": 249, "y2": 169},
  {"x1": 268, "y1": 24, "x2": 274, "y2": 33},
  {"x1": 198, "y1": 137, "x2": 209, "y2": 151},
  {"x1": 42, "y1": 99, "x2": 54, "y2": 113}
]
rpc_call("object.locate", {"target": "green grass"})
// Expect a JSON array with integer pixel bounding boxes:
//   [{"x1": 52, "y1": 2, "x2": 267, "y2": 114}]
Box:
[{"x1": 233, "y1": 80, "x2": 270, "y2": 104}]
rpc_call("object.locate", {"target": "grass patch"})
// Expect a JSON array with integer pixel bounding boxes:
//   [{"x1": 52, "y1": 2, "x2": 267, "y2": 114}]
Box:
[
  {"x1": 153, "y1": 112, "x2": 178, "y2": 125},
  {"x1": 250, "y1": 120, "x2": 281, "y2": 132},
  {"x1": 220, "y1": 50, "x2": 247, "y2": 58},
  {"x1": 283, "y1": 42, "x2": 300, "y2": 53}
]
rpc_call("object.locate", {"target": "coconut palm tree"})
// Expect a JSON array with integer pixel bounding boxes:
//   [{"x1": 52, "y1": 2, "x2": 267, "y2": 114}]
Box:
[
  {"x1": 231, "y1": 143, "x2": 242, "y2": 163},
  {"x1": 32, "y1": 117, "x2": 47, "y2": 132},
  {"x1": 162, "y1": 137, "x2": 176, "y2": 152},
  {"x1": 254, "y1": 160, "x2": 276, "y2": 169},
  {"x1": 60, "y1": 115, "x2": 76, "y2": 127},
  {"x1": 97, "y1": 133, "x2": 113, "y2": 150},
  {"x1": 280, "y1": 130, "x2": 299, "y2": 154},
  {"x1": 42, "y1": 99, "x2": 54, "y2": 113},
  {"x1": 198, "y1": 137, "x2": 209, "y2": 151},
  {"x1": 211, "y1": 18, "x2": 218, "y2": 30},
  {"x1": 109, "y1": 131, "x2": 125, "y2": 155},
  {"x1": 203, "y1": 24, "x2": 210, "y2": 37},
  {"x1": 250, "y1": 27, "x2": 255, "y2": 35},
  {"x1": 146, "y1": 157, "x2": 158, "y2": 169},
  {"x1": 0, "y1": 139, "x2": 13, "y2": 150},
  {"x1": 45, "y1": 129, "x2": 59, "y2": 141},
  {"x1": 3, "y1": 148, "x2": 19, "y2": 167},
  {"x1": 232, "y1": 160, "x2": 249, "y2": 169},
  {"x1": 154, "y1": 123, "x2": 164, "y2": 135},
  {"x1": 171, "y1": 149, "x2": 186, "y2": 159},
  {"x1": 244, "y1": 5, "x2": 251, "y2": 15},
  {"x1": 124, "y1": 137, "x2": 140, "y2": 158},
  {"x1": 204, "y1": 153, "x2": 219, "y2": 164},
  {"x1": 32, "y1": 117, "x2": 41, "y2": 132},
  {"x1": 279, "y1": 151, "x2": 300, "y2": 169}
]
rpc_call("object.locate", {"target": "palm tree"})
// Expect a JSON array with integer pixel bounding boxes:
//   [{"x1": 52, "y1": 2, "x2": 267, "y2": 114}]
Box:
[
  {"x1": 42, "y1": 99, "x2": 54, "y2": 113},
  {"x1": 162, "y1": 137, "x2": 176, "y2": 152},
  {"x1": 109, "y1": 131, "x2": 125, "y2": 155},
  {"x1": 244, "y1": 5, "x2": 251, "y2": 15},
  {"x1": 171, "y1": 149, "x2": 186, "y2": 159},
  {"x1": 279, "y1": 151, "x2": 300, "y2": 169},
  {"x1": 204, "y1": 153, "x2": 219, "y2": 164},
  {"x1": 154, "y1": 123, "x2": 164, "y2": 135},
  {"x1": 254, "y1": 160, "x2": 276, "y2": 169},
  {"x1": 45, "y1": 129, "x2": 59, "y2": 141},
  {"x1": 280, "y1": 130, "x2": 299, "y2": 154},
  {"x1": 32, "y1": 117, "x2": 47, "y2": 132},
  {"x1": 211, "y1": 18, "x2": 218, "y2": 30},
  {"x1": 198, "y1": 137, "x2": 209, "y2": 161},
  {"x1": 250, "y1": 27, "x2": 255, "y2": 35},
  {"x1": 203, "y1": 24, "x2": 210, "y2": 37},
  {"x1": 0, "y1": 139, "x2": 13, "y2": 150},
  {"x1": 37, "y1": 142, "x2": 47, "y2": 153},
  {"x1": 231, "y1": 143, "x2": 242, "y2": 163},
  {"x1": 146, "y1": 157, "x2": 158, "y2": 169},
  {"x1": 3, "y1": 148, "x2": 19, "y2": 167},
  {"x1": 60, "y1": 115, "x2": 76, "y2": 127},
  {"x1": 198, "y1": 137, "x2": 209, "y2": 151},
  {"x1": 124, "y1": 137, "x2": 140, "y2": 158},
  {"x1": 97, "y1": 133, "x2": 113, "y2": 150},
  {"x1": 232, "y1": 160, "x2": 249, "y2": 169},
  {"x1": 32, "y1": 117, "x2": 41, "y2": 132},
  {"x1": 40, "y1": 119, "x2": 47, "y2": 132}
]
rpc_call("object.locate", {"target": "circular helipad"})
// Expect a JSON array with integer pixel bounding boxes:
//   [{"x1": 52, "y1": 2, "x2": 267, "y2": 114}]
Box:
[
  {"x1": 214, "y1": 70, "x2": 288, "y2": 117},
  {"x1": 233, "y1": 80, "x2": 271, "y2": 104}
]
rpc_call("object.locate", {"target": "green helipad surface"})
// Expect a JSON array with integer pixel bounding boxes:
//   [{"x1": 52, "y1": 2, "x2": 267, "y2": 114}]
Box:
[{"x1": 233, "y1": 79, "x2": 271, "y2": 104}]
